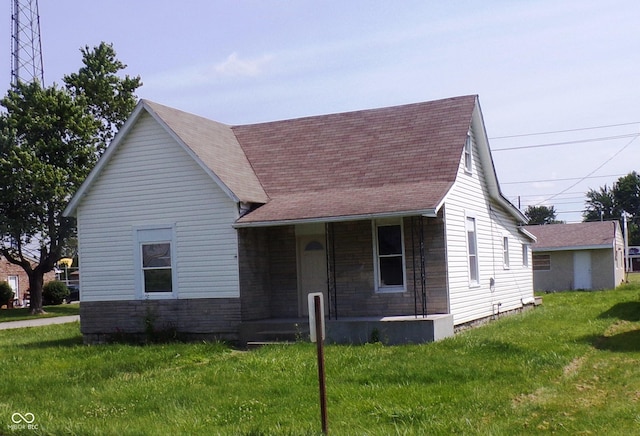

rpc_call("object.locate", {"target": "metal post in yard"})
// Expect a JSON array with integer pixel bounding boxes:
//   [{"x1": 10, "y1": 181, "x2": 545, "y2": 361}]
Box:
[{"x1": 314, "y1": 295, "x2": 328, "y2": 434}]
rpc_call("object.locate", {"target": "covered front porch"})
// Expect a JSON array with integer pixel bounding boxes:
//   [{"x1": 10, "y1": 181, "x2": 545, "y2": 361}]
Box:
[{"x1": 237, "y1": 213, "x2": 454, "y2": 345}]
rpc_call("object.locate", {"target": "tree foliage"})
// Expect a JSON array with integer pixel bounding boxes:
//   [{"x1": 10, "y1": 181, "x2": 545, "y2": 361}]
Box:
[
  {"x1": 524, "y1": 205, "x2": 563, "y2": 225},
  {"x1": 0, "y1": 43, "x2": 141, "y2": 313},
  {"x1": 584, "y1": 171, "x2": 640, "y2": 245},
  {"x1": 583, "y1": 185, "x2": 619, "y2": 222},
  {"x1": 64, "y1": 42, "x2": 141, "y2": 153}
]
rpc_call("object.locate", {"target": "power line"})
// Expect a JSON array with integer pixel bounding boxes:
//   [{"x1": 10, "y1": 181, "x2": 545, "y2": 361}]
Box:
[
  {"x1": 501, "y1": 173, "x2": 625, "y2": 185},
  {"x1": 490, "y1": 121, "x2": 640, "y2": 140},
  {"x1": 492, "y1": 133, "x2": 639, "y2": 151},
  {"x1": 540, "y1": 135, "x2": 638, "y2": 203},
  {"x1": 513, "y1": 191, "x2": 586, "y2": 198}
]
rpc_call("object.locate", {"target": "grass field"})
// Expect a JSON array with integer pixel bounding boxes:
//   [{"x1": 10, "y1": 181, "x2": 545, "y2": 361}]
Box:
[
  {"x1": 1, "y1": 286, "x2": 639, "y2": 435},
  {"x1": 0, "y1": 304, "x2": 79, "y2": 322},
  {"x1": 628, "y1": 271, "x2": 640, "y2": 285}
]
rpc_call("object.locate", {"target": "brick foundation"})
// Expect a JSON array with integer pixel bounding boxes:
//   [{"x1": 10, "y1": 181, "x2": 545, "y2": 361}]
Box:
[{"x1": 80, "y1": 298, "x2": 241, "y2": 344}]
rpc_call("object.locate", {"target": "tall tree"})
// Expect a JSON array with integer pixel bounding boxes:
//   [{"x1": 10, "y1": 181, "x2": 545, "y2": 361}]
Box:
[
  {"x1": 613, "y1": 171, "x2": 640, "y2": 246},
  {"x1": 583, "y1": 171, "x2": 640, "y2": 245},
  {"x1": 613, "y1": 171, "x2": 640, "y2": 218},
  {"x1": 64, "y1": 42, "x2": 141, "y2": 153},
  {"x1": 0, "y1": 43, "x2": 141, "y2": 314},
  {"x1": 524, "y1": 205, "x2": 563, "y2": 225},
  {"x1": 583, "y1": 185, "x2": 619, "y2": 222}
]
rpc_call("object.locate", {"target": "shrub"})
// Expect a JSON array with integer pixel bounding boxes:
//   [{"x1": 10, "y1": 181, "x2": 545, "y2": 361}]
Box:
[
  {"x1": 0, "y1": 281, "x2": 14, "y2": 305},
  {"x1": 43, "y1": 281, "x2": 70, "y2": 306}
]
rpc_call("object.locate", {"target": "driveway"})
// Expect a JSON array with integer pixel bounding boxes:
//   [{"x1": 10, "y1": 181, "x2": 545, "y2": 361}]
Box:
[{"x1": 0, "y1": 315, "x2": 80, "y2": 330}]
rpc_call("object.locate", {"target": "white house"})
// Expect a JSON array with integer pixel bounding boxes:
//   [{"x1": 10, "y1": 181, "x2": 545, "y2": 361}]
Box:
[{"x1": 64, "y1": 95, "x2": 536, "y2": 344}]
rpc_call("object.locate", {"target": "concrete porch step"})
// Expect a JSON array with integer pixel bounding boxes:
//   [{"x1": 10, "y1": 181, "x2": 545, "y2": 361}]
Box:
[
  {"x1": 239, "y1": 319, "x2": 310, "y2": 346},
  {"x1": 245, "y1": 340, "x2": 296, "y2": 350}
]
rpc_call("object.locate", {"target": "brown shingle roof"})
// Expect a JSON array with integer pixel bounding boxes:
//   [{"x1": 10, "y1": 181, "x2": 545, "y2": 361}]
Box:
[
  {"x1": 524, "y1": 221, "x2": 619, "y2": 251},
  {"x1": 234, "y1": 95, "x2": 477, "y2": 224}
]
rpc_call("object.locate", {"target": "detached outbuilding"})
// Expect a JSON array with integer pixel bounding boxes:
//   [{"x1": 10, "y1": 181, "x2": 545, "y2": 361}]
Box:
[
  {"x1": 524, "y1": 221, "x2": 625, "y2": 291},
  {"x1": 64, "y1": 95, "x2": 535, "y2": 344}
]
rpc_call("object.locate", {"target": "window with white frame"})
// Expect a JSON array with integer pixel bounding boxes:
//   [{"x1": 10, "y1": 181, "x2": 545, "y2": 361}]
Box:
[
  {"x1": 135, "y1": 227, "x2": 176, "y2": 298},
  {"x1": 522, "y1": 244, "x2": 529, "y2": 267},
  {"x1": 373, "y1": 219, "x2": 405, "y2": 291},
  {"x1": 503, "y1": 236, "x2": 510, "y2": 269},
  {"x1": 466, "y1": 217, "x2": 479, "y2": 284},
  {"x1": 464, "y1": 134, "x2": 473, "y2": 173}
]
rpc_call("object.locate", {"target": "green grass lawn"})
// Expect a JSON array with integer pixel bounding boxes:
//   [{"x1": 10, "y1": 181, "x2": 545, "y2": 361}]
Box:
[
  {"x1": 0, "y1": 304, "x2": 79, "y2": 322},
  {"x1": 0, "y1": 304, "x2": 80, "y2": 322},
  {"x1": 1, "y1": 287, "x2": 639, "y2": 435}
]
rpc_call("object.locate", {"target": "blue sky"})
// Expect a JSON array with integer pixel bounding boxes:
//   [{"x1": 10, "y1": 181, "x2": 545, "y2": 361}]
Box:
[{"x1": 2, "y1": 0, "x2": 639, "y2": 222}]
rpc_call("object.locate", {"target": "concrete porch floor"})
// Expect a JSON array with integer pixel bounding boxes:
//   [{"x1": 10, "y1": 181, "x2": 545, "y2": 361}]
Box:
[{"x1": 239, "y1": 313, "x2": 454, "y2": 346}]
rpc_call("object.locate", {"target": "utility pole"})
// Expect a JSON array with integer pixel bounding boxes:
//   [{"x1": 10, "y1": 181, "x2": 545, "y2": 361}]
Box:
[{"x1": 11, "y1": 0, "x2": 44, "y2": 86}]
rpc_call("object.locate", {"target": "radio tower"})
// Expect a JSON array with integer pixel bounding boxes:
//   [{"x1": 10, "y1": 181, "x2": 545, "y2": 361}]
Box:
[{"x1": 10, "y1": 0, "x2": 44, "y2": 86}]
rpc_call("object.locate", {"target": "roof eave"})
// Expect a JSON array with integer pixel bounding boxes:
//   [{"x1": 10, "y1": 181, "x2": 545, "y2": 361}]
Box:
[
  {"x1": 233, "y1": 208, "x2": 438, "y2": 228},
  {"x1": 532, "y1": 244, "x2": 611, "y2": 252},
  {"x1": 518, "y1": 227, "x2": 537, "y2": 242}
]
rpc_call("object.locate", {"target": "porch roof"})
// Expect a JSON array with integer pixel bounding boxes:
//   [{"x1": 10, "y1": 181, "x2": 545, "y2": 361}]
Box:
[{"x1": 234, "y1": 181, "x2": 452, "y2": 226}]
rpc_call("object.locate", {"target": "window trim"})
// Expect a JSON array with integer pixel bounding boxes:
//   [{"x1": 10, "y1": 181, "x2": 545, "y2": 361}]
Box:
[
  {"x1": 133, "y1": 225, "x2": 177, "y2": 299},
  {"x1": 466, "y1": 215, "x2": 480, "y2": 286},
  {"x1": 372, "y1": 218, "x2": 407, "y2": 293},
  {"x1": 464, "y1": 134, "x2": 473, "y2": 174},
  {"x1": 522, "y1": 244, "x2": 529, "y2": 268},
  {"x1": 503, "y1": 236, "x2": 510, "y2": 269}
]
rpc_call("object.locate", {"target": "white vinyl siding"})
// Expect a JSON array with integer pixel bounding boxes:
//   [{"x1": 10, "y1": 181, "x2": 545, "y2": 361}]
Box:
[
  {"x1": 443, "y1": 120, "x2": 534, "y2": 325},
  {"x1": 76, "y1": 112, "x2": 240, "y2": 302}
]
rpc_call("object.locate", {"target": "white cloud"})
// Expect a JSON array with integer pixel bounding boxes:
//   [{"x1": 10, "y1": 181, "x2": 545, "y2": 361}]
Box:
[
  {"x1": 214, "y1": 52, "x2": 273, "y2": 77},
  {"x1": 143, "y1": 52, "x2": 274, "y2": 91}
]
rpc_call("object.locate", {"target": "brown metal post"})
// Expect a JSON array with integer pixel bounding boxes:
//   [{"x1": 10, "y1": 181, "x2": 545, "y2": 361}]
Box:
[{"x1": 314, "y1": 295, "x2": 328, "y2": 434}]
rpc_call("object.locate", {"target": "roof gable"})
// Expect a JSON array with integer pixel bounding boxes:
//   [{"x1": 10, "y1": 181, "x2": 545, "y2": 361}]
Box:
[
  {"x1": 524, "y1": 221, "x2": 620, "y2": 251},
  {"x1": 64, "y1": 100, "x2": 268, "y2": 217}
]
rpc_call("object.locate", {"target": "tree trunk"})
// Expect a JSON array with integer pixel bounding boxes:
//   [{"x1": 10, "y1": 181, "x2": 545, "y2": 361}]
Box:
[{"x1": 28, "y1": 271, "x2": 46, "y2": 315}]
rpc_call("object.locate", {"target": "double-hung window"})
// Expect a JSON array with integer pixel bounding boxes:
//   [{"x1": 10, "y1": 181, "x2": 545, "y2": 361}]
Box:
[
  {"x1": 464, "y1": 134, "x2": 473, "y2": 173},
  {"x1": 373, "y1": 219, "x2": 405, "y2": 292},
  {"x1": 503, "y1": 236, "x2": 510, "y2": 269},
  {"x1": 135, "y1": 226, "x2": 176, "y2": 299},
  {"x1": 466, "y1": 217, "x2": 479, "y2": 284}
]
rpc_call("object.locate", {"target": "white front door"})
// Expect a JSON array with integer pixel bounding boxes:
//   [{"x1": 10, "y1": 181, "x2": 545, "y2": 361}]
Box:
[
  {"x1": 574, "y1": 251, "x2": 592, "y2": 290},
  {"x1": 298, "y1": 235, "x2": 328, "y2": 316}
]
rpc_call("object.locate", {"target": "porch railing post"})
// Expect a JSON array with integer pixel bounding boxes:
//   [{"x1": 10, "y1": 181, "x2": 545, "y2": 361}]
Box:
[{"x1": 419, "y1": 215, "x2": 427, "y2": 317}]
